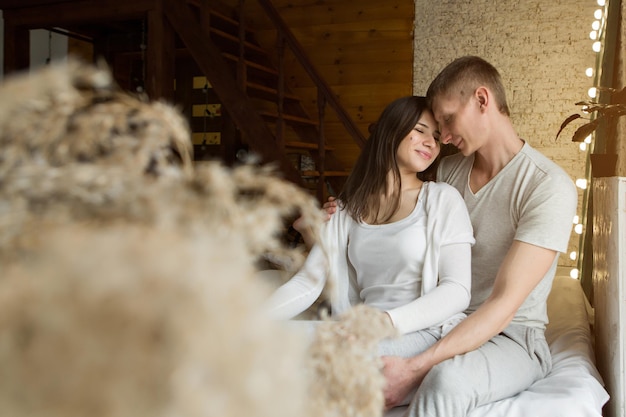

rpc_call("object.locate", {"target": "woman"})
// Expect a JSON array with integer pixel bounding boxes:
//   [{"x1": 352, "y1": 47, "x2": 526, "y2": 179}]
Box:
[{"x1": 265, "y1": 96, "x2": 474, "y2": 362}]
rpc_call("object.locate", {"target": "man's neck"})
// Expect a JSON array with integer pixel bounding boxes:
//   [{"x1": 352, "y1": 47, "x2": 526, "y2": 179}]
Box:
[{"x1": 470, "y1": 122, "x2": 523, "y2": 191}]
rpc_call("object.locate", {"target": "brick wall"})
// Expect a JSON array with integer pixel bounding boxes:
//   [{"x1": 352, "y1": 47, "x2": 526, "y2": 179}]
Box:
[{"x1": 413, "y1": 0, "x2": 600, "y2": 270}]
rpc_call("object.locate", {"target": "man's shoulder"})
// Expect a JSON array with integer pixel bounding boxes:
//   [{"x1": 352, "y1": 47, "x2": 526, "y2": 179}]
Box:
[
  {"x1": 520, "y1": 143, "x2": 567, "y2": 174},
  {"x1": 518, "y1": 143, "x2": 575, "y2": 188}
]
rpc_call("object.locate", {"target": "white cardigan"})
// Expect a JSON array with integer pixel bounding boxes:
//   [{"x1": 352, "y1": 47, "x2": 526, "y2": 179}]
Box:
[{"x1": 266, "y1": 182, "x2": 474, "y2": 335}]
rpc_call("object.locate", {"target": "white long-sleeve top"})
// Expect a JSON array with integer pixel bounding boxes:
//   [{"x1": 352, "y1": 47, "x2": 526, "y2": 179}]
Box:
[{"x1": 266, "y1": 181, "x2": 475, "y2": 335}]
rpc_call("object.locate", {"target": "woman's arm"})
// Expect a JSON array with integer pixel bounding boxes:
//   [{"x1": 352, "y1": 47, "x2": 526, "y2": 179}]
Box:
[
  {"x1": 263, "y1": 244, "x2": 328, "y2": 320},
  {"x1": 385, "y1": 242, "x2": 471, "y2": 334}
]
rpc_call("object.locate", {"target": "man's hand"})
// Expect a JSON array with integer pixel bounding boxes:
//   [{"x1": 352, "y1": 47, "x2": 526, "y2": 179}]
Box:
[
  {"x1": 322, "y1": 196, "x2": 338, "y2": 218},
  {"x1": 381, "y1": 355, "x2": 430, "y2": 409},
  {"x1": 292, "y1": 196, "x2": 338, "y2": 249}
]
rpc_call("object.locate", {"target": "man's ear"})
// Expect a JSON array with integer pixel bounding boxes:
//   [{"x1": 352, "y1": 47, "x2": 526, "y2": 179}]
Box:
[{"x1": 475, "y1": 86, "x2": 489, "y2": 111}]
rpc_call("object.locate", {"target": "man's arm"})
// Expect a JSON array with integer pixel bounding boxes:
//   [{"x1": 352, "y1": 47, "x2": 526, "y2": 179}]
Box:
[{"x1": 383, "y1": 240, "x2": 558, "y2": 408}]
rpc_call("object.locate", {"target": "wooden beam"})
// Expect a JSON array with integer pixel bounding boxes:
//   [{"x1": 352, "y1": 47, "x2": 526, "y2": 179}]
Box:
[
  {"x1": 0, "y1": 0, "x2": 157, "y2": 28},
  {"x1": 162, "y1": 0, "x2": 303, "y2": 185},
  {"x1": 0, "y1": 0, "x2": 75, "y2": 8}
]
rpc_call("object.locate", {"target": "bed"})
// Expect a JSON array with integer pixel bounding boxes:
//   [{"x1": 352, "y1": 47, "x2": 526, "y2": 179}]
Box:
[{"x1": 385, "y1": 275, "x2": 609, "y2": 417}]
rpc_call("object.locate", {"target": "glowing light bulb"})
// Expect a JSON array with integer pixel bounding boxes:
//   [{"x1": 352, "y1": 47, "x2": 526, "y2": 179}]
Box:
[
  {"x1": 570, "y1": 269, "x2": 580, "y2": 279},
  {"x1": 597, "y1": 0, "x2": 606, "y2": 5},
  {"x1": 585, "y1": 135, "x2": 592, "y2": 143},
  {"x1": 590, "y1": 30, "x2": 598, "y2": 40},
  {"x1": 575, "y1": 224, "x2": 584, "y2": 234},
  {"x1": 592, "y1": 41, "x2": 602, "y2": 52},
  {"x1": 576, "y1": 178, "x2": 588, "y2": 189},
  {"x1": 580, "y1": 142, "x2": 587, "y2": 151},
  {"x1": 594, "y1": 9, "x2": 603, "y2": 19},
  {"x1": 588, "y1": 87, "x2": 597, "y2": 98},
  {"x1": 573, "y1": 215, "x2": 580, "y2": 224},
  {"x1": 592, "y1": 20, "x2": 601, "y2": 30},
  {"x1": 570, "y1": 251, "x2": 577, "y2": 260}
]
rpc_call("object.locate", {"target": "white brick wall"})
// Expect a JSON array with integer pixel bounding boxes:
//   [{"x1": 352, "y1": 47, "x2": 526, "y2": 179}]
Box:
[{"x1": 413, "y1": 0, "x2": 600, "y2": 269}]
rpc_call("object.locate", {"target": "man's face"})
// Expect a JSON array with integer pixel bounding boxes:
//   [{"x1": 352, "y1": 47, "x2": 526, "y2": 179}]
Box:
[{"x1": 432, "y1": 93, "x2": 481, "y2": 156}]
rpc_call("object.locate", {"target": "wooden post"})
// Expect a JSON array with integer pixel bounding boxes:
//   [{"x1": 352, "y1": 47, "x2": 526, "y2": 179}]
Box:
[
  {"x1": 317, "y1": 88, "x2": 326, "y2": 203},
  {"x1": 236, "y1": 0, "x2": 247, "y2": 92},
  {"x1": 2, "y1": 17, "x2": 29, "y2": 75},
  {"x1": 146, "y1": 0, "x2": 175, "y2": 101},
  {"x1": 276, "y1": 32, "x2": 286, "y2": 148}
]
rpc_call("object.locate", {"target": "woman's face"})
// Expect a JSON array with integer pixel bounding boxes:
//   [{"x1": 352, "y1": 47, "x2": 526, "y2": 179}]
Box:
[{"x1": 396, "y1": 109, "x2": 440, "y2": 174}]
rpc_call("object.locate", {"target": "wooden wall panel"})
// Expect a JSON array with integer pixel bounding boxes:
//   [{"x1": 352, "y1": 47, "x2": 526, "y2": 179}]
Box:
[{"x1": 230, "y1": 0, "x2": 414, "y2": 171}]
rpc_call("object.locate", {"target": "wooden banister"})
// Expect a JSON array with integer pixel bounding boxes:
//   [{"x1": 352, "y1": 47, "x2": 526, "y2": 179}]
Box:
[{"x1": 254, "y1": 0, "x2": 366, "y2": 148}]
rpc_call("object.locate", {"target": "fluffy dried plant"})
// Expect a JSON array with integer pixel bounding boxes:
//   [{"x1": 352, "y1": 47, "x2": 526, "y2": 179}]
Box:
[
  {"x1": 0, "y1": 58, "x2": 397, "y2": 417},
  {"x1": 308, "y1": 305, "x2": 398, "y2": 417},
  {"x1": 0, "y1": 58, "x2": 193, "y2": 179},
  {"x1": 0, "y1": 224, "x2": 310, "y2": 417}
]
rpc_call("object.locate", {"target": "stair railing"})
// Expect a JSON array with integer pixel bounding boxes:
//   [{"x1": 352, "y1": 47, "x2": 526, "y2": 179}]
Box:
[{"x1": 253, "y1": 0, "x2": 367, "y2": 149}]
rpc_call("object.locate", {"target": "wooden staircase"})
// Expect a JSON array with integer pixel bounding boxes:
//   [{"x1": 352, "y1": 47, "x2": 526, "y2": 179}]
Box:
[
  {"x1": 176, "y1": 0, "x2": 366, "y2": 202},
  {"x1": 0, "y1": 0, "x2": 366, "y2": 203}
]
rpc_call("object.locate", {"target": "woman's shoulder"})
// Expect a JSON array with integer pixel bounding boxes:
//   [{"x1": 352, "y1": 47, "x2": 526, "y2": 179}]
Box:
[
  {"x1": 424, "y1": 181, "x2": 462, "y2": 196},
  {"x1": 423, "y1": 181, "x2": 465, "y2": 207}
]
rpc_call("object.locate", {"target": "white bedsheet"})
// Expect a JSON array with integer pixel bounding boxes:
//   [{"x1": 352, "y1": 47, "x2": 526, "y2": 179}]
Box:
[{"x1": 385, "y1": 276, "x2": 609, "y2": 417}]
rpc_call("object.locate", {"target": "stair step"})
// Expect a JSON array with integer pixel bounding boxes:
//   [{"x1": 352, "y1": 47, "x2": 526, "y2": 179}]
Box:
[
  {"x1": 186, "y1": 0, "x2": 256, "y2": 39},
  {"x1": 247, "y1": 82, "x2": 300, "y2": 102},
  {"x1": 210, "y1": 28, "x2": 267, "y2": 55},
  {"x1": 222, "y1": 53, "x2": 278, "y2": 77},
  {"x1": 301, "y1": 170, "x2": 351, "y2": 177},
  {"x1": 260, "y1": 111, "x2": 318, "y2": 126},
  {"x1": 285, "y1": 141, "x2": 334, "y2": 151}
]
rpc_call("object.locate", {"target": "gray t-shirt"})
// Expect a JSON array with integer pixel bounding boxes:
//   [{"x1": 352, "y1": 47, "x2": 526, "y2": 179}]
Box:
[{"x1": 437, "y1": 142, "x2": 578, "y2": 329}]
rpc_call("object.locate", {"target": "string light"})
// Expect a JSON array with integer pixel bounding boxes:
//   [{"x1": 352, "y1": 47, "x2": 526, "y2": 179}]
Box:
[
  {"x1": 592, "y1": 41, "x2": 602, "y2": 52},
  {"x1": 572, "y1": 1, "x2": 607, "y2": 278},
  {"x1": 588, "y1": 87, "x2": 598, "y2": 98}
]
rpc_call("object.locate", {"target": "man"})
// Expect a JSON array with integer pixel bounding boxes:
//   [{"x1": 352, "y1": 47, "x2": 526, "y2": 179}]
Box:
[{"x1": 380, "y1": 56, "x2": 578, "y2": 416}]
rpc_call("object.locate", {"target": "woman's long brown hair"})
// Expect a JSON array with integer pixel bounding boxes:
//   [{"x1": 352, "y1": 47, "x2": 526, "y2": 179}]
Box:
[{"x1": 337, "y1": 96, "x2": 438, "y2": 223}]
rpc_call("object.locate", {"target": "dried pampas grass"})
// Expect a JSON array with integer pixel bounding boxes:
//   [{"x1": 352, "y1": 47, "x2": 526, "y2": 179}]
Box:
[
  {"x1": 0, "y1": 225, "x2": 309, "y2": 417},
  {"x1": 0, "y1": 58, "x2": 398, "y2": 417},
  {"x1": 0, "y1": 58, "x2": 192, "y2": 179},
  {"x1": 309, "y1": 306, "x2": 398, "y2": 417}
]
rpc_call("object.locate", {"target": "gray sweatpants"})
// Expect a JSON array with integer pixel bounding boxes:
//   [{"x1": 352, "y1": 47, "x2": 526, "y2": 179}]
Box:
[
  {"x1": 287, "y1": 320, "x2": 442, "y2": 408},
  {"x1": 404, "y1": 323, "x2": 552, "y2": 417}
]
